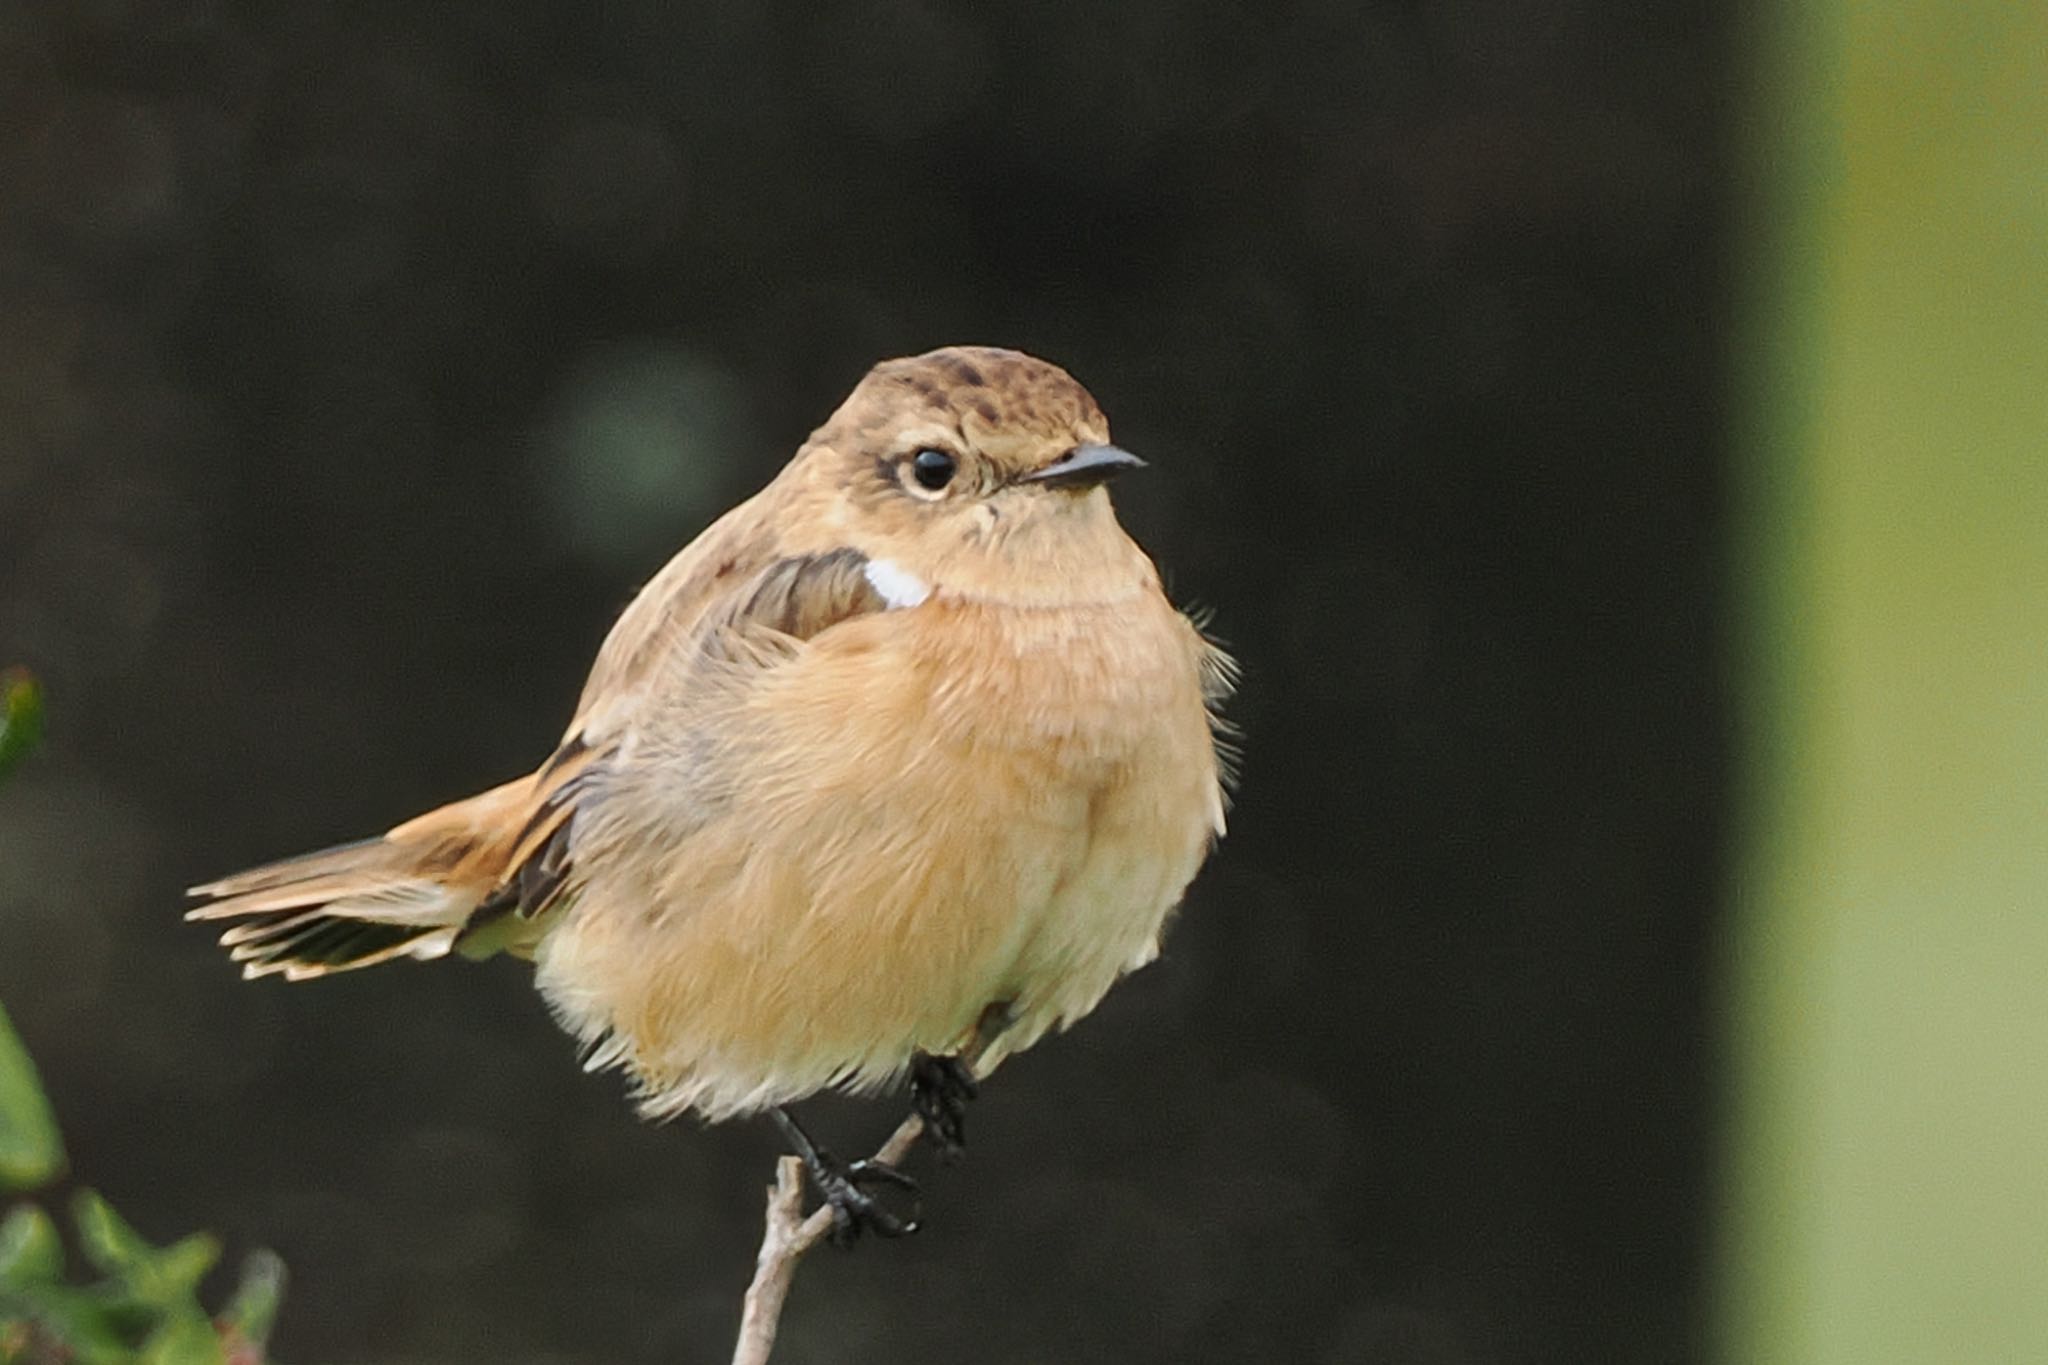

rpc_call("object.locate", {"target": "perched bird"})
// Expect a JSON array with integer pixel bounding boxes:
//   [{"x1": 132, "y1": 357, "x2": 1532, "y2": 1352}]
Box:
[{"x1": 190, "y1": 346, "x2": 1234, "y2": 1236}]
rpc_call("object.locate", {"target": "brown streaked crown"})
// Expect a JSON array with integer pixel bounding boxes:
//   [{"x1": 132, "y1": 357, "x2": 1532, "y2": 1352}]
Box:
[
  {"x1": 812, "y1": 346, "x2": 1112, "y2": 480},
  {"x1": 868, "y1": 346, "x2": 1106, "y2": 434}
]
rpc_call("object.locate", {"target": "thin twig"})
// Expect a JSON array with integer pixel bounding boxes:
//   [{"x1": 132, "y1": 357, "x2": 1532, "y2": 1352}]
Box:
[
  {"x1": 730, "y1": 1017, "x2": 1006, "y2": 1365},
  {"x1": 730, "y1": 1113, "x2": 926, "y2": 1365}
]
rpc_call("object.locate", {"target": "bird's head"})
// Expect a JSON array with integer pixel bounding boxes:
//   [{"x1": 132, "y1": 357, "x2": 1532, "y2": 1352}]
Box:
[{"x1": 783, "y1": 346, "x2": 1158, "y2": 607}]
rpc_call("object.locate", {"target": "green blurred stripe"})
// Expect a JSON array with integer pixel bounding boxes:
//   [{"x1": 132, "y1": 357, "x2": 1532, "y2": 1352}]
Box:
[{"x1": 1724, "y1": 1, "x2": 2048, "y2": 1362}]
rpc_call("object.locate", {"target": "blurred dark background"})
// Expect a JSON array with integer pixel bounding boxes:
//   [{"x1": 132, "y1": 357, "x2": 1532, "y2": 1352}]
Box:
[{"x1": 0, "y1": 1, "x2": 1725, "y2": 1362}]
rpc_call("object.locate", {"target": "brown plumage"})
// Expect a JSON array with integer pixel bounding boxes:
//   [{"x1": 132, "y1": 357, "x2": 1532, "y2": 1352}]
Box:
[{"x1": 190, "y1": 345, "x2": 1234, "y2": 1122}]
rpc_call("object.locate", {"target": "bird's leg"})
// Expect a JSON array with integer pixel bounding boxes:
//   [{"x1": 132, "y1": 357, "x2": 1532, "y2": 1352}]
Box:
[
  {"x1": 909, "y1": 1051, "x2": 979, "y2": 1161},
  {"x1": 769, "y1": 1106, "x2": 920, "y2": 1246},
  {"x1": 910, "y1": 999, "x2": 1012, "y2": 1160}
]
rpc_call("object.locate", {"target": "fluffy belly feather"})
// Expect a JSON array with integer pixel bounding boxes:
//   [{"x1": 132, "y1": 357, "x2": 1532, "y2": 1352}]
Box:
[{"x1": 533, "y1": 596, "x2": 1222, "y2": 1120}]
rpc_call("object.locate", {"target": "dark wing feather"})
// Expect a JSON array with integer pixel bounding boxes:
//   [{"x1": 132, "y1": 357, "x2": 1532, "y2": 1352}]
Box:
[
  {"x1": 704, "y1": 548, "x2": 886, "y2": 651},
  {"x1": 463, "y1": 548, "x2": 889, "y2": 949}
]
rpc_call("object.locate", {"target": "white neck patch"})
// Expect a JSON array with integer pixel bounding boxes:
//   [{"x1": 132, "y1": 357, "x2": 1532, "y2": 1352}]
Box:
[{"x1": 863, "y1": 557, "x2": 932, "y2": 609}]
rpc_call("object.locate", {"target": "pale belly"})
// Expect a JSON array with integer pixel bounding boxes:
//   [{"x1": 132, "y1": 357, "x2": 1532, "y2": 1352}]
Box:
[{"x1": 533, "y1": 596, "x2": 1224, "y2": 1121}]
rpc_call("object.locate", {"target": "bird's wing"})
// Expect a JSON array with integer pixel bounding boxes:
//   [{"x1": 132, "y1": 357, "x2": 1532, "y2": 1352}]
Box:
[
  {"x1": 468, "y1": 544, "x2": 893, "y2": 948},
  {"x1": 690, "y1": 548, "x2": 890, "y2": 658},
  {"x1": 569, "y1": 543, "x2": 892, "y2": 750},
  {"x1": 566, "y1": 495, "x2": 787, "y2": 737}
]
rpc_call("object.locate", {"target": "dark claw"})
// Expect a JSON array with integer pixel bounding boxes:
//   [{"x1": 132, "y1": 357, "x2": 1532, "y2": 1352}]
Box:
[
  {"x1": 814, "y1": 1157, "x2": 921, "y2": 1246},
  {"x1": 846, "y1": 1157, "x2": 921, "y2": 1191},
  {"x1": 910, "y1": 1051, "x2": 980, "y2": 1161},
  {"x1": 772, "y1": 1107, "x2": 922, "y2": 1246}
]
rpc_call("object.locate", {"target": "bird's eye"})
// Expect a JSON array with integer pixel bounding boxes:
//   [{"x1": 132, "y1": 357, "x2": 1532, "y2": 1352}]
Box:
[{"x1": 909, "y1": 448, "x2": 957, "y2": 492}]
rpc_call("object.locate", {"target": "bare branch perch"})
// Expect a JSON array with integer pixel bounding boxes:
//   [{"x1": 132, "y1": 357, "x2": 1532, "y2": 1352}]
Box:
[
  {"x1": 731, "y1": 1016, "x2": 1004, "y2": 1364},
  {"x1": 730, "y1": 1112, "x2": 927, "y2": 1365}
]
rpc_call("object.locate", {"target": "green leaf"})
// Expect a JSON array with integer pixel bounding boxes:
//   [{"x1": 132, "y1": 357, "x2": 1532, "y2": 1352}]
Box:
[
  {"x1": 137, "y1": 1308, "x2": 226, "y2": 1365},
  {"x1": 0, "y1": 668, "x2": 41, "y2": 785},
  {"x1": 0, "y1": 1203, "x2": 62, "y2": 1285},
  {"x1": 132, "y1": 1233, "x2": 222, "y2": 1314},
  {"x1": 1, "y1": 1282, "x2": 134, "y2": 1365},
  {"x1": 216, "y1": 1248, "x2": 286, "y2": 1351},
  {"x1": 72, "y1": 1189, "x2": 155, "y2": 1276},
  {"x1": 0, "y1": 1003, "x2": 65, "y2": 1191},
  {"x1": 73, "y1": 1191, "x2": 221, "y2": 1311}
]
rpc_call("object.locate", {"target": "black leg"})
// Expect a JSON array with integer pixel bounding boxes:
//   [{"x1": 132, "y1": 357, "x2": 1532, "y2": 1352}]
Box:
[
  {"x1": 770, "y1": 1107, "x2": 920, "y2": 1245},
  {"x1": 910, "y1": 1051, "x2": 980, "y2": 1161}
]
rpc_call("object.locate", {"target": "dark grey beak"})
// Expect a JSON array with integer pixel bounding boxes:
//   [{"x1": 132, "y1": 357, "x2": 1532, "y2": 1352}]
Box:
[{"x1": 1019, "y1": 443, "x2": 1147, "y2": 491}]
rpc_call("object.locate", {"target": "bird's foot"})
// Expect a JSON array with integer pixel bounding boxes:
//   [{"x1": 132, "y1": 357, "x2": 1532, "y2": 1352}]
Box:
[
  {"x1": 809, "y1": 1154, "x2": 921, "y2": 1246},
  {"x1": 910, "y1": 1051, "x2": 980, "y2": 1162},
  {"x1": 772, "y1": 1108, "x2": 921, "y2": 1246}
]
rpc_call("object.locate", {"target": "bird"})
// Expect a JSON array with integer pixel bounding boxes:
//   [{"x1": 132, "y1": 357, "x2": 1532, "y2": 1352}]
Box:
[{"x1": 188, "y1": 345, "x2": 1235, "y2": 1238}]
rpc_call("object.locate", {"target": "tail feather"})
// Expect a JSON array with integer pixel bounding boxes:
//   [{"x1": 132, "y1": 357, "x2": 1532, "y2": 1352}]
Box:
[
  {"x1": 187, "y1": 836, "x2": 477, "y2": 979},
  {"x1": 189, "y1": 748, "x2": 593, "y2": 981},
  {"x1": 186, "y1": 873, "x2": 462, "y2": 924},
  {"x1": 187, "y1": 835, "x2": 391, "y2": 900},
  {"x1": 186, "y1": 779, "x2": 542, "y2": 981},
  {"x1": 226, "y1": 912, "x2": 460, "y2": 982}
]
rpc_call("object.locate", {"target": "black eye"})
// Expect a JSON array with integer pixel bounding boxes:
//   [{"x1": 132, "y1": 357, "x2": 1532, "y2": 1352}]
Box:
[{"x1": 910, "y1": 448, "x2": 957, "y2": 492}]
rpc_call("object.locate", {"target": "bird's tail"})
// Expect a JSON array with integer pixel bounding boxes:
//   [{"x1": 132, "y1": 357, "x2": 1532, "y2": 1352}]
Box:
[{"x1": 187, "y1": 771, "x2": 577, "y2": 981}]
